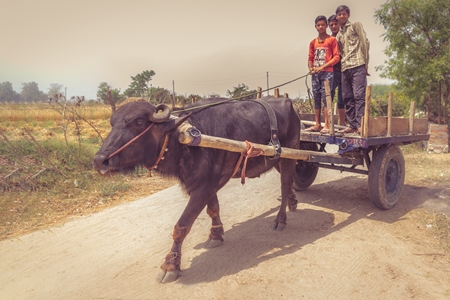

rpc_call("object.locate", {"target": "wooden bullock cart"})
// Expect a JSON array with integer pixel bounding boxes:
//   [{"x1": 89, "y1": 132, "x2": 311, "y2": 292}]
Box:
[{"x1": 178, "y1": 84, "x2": 430, "y2": 210}]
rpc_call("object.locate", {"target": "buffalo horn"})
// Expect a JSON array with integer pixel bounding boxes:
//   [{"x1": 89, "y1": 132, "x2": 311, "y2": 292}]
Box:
[{"x1": 150, "y1": 104, "x2": 171, "y2": 123}]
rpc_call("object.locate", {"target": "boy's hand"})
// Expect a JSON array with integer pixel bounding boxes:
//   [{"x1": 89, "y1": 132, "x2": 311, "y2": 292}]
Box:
[{"x1": 311, "y1": 66, "x2": 324, "y2": 74}]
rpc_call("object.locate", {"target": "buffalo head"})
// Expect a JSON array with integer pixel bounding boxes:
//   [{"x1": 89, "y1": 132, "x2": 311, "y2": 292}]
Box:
[{"x1": 93, "y1": 101, "x2": 188, "y2": 174}]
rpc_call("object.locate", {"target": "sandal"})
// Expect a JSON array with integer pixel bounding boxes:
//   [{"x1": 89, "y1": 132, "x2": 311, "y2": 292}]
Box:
[
  {"x1": 320, "y1": 128, "x2": 330, "y2": 134},
  {"x1": 336, "y1": 127, "x2": 358, "y2": 136},
  {"x1": 304, "y1": 126, "x2": 322, "y2": 132}
]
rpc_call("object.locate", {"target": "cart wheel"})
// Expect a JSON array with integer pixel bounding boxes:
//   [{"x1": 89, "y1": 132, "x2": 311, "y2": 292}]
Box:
[
  {"x1": 368, "y1": 145, "x2": 405, "y2": 210},
  {"x1": 293, "y1": 142, "x2": 319, "y2": 191}
]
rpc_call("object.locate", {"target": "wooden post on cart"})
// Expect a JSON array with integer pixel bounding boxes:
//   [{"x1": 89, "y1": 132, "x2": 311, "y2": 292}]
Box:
[
  {"x1": 387, "y1": 92, "x2": 393, "y2": 137},
  {"x1": 274, "y1": 88, "x2": 280, "y2": 98},
  {"x1": 256, "y1": 87, "x2": 262, "y2": 99},
  {"x1": 362, "y1": 86, "x2": 371, "y2": 138},
  {"x1": 409, "y1": 101, "x2": 416, "y2": 133},
  {"x1": 324, "y1": 80, "x2": 335, "y2": 135}
]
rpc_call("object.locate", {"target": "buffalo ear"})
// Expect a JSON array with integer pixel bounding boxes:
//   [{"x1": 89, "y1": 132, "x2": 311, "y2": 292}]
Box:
[
  {"x1": 149, "y1": 104, "x2": 171, "y2": 123},
  {"x1": 158, "y1": 113, "x2": 191, "y2": 134}
]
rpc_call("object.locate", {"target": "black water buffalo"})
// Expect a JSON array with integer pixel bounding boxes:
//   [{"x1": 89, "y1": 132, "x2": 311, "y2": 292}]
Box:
[{"x1": 93, "y1": 96, "x2": 300, "y2": 283}]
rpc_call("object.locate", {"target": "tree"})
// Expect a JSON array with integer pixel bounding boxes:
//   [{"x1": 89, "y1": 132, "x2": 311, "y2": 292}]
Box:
[
  {"x1": 375, "y1": 0, "x2": 450, "y2": 123},
  {"x1": 47, "y1": 83, "x2": 64, "y2": 98},
  {"x1": 20, "y1": 82, "x2": 47, "y2": 102},
  {"x1": 226, "y1": 83, "x2": 257, "y2": 100},
  {"x1": 0, "y1": 81, "x2": 20, "y2": 102},
  {"x1": 124, "y1": 70, "x2": 155, "y2": 98},
  {"x1": 96, "y1": 82, "x2": 124, "y2": 112},
  {"x1": 370, "y1": 84, "x2": 411, "y2": 117},
  {"x1": 152, "y1": 87, "x2": 171, "y2": 104}
]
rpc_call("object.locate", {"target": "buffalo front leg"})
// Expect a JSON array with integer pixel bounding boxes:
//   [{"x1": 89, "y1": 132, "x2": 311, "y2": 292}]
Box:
[
  {"x1": 272, "y1": 159, "x2": 296, "y2": 231},
  {"x1": 204, "y1": 194, "x2": 224, "y2": 248},
  {"x1": 157, "y1": 195, "x2": 208, "y2": 283}
]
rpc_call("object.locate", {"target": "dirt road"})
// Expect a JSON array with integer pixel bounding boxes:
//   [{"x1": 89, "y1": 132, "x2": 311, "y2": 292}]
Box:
[{"x1": 1, "y1": 168, "x2": 449, "y2": 299}]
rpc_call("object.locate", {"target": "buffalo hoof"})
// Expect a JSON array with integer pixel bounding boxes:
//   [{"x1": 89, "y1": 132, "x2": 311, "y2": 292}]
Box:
[
  {"x1": 157, "y1": 269, "x2": 180, "y2": 283},
  {"x1": 204, "y1": 238, "x2": 223, "y2": 248},
  {"x1": 271, "y1": 221, "x2": 286, "y2": 231},
  {"x1": 288, "y1": 203, "x2": 297, "y2": 212}
]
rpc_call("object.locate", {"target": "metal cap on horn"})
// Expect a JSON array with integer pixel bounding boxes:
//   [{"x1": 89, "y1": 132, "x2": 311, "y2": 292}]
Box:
[{"x1": 150, "y1": 104, "x2": 171, "y2": 123}]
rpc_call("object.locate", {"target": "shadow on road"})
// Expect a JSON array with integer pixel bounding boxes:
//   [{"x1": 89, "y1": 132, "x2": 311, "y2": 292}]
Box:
[{"x1": 179, "y1": 175, "x2": 448, "y2": 284}]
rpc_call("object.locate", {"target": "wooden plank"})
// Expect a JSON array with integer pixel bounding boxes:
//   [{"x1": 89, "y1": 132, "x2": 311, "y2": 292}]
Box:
[
  {"x1": 301, "y1": 120, "x2": 347, "y2": 130},
  {"x1": 299, "y1": 114, "x2": 340, "y2": 124},
  {"x1": 391, "y1": 118, "x2": 409, "y2": 135},
  {"x1": 412, "y1": 118, "x2": 429, "y2": 134},
  {"x1": 299, "y1": 113, "x2": 316, "y2": 122},
  {"x1": 367, "y1": 117, "x2": 387, "y2": 137},
  {"x1": 364, "y1": 117, "x2": 428, "y2": 137}
]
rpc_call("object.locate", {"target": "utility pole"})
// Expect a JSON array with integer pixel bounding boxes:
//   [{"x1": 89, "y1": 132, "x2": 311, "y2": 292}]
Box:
[
  {"x1": 148, "y1": 82, "x2": 152, "y2": 102},
  {"x1": 172, "y1": 80, "x2": 176, "y2": 110},
  {"x1": 266, "y1": 72, "x2": 269, "y2": 96}
]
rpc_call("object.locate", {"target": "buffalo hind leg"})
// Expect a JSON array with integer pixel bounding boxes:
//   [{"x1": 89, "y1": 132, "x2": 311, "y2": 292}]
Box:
[
  {"x1": 204, "y1": 194, "x2": 224, "y2": 248},
  {"x1": 157, "y1": 194, "x2": 209, "y2": 283},
  {"x1": 272, "y1": 158, "x2": 296, "y2": 231}
]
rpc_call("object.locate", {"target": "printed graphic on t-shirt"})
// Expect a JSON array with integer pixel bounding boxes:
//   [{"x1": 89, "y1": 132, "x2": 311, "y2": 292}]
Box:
[{"x1": 314, "y1": 48, "x2": 327, "y2": 67}]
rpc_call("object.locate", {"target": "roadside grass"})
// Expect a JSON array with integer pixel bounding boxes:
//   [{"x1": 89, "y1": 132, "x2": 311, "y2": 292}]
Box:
[
  {"x1": 0, "y1": 103, "x2": 176, "y2": 240},
  {"x1": 402, "y1": 143, "x2": 450, "y2": 186},
  {"x1": 403, "y1": 143, "x2": 450, "y2": 253}
]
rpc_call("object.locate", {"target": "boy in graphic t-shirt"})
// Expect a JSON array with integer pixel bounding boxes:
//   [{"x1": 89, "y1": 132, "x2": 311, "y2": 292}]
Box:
[{"x1": 306, "y1": 15, "x2": 340, "y2": 134}]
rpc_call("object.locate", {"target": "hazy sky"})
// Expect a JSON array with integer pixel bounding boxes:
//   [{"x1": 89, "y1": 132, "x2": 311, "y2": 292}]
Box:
[{"x1": 1, "y1": 0, "x2": 391, "y2": 100}]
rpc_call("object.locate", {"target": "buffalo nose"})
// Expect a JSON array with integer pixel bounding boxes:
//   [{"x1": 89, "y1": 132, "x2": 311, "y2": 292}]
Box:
[{"x1": 93, "y1": 154, "x2": 108, "y2": 170}]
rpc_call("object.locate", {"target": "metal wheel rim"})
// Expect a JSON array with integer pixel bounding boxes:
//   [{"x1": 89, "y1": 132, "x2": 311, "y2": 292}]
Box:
[{"x1": 385, "y1": 158, "x2": 400, "y2": 194}]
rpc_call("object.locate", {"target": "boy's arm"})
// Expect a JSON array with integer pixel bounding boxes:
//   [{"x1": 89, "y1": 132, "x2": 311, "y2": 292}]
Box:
[
  {"x1": 308, "y1": 40, "x2": 315, "y2": 72},
  {"x1": 354, "y1": 22, "x2": 370, "y2": 71}
]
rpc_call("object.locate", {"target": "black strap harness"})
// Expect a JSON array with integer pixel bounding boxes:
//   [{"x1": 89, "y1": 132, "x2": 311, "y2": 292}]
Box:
[{"x1": 250, "y1": 98, "x2": 282, "y2": 159}]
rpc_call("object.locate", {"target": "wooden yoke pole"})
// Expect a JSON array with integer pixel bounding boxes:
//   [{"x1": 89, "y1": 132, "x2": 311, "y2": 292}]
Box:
[
  {"x1": 324, "y1": 80, "x2": 334, "y2": 135},
  {"x1": 178, "y1": 127, "x2": 343, "y2": 161},
  {"x1": 362, "y1": 86, "x2": 371, "y2": 138},
  {"x1": 387, "y1": 92, "x2": 393, "y2": 137}
]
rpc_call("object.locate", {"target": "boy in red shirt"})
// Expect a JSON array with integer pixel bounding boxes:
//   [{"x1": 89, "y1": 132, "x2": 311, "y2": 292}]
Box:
[{"x1": 306, "y1": 15, "x2": 340, "y2": 133}]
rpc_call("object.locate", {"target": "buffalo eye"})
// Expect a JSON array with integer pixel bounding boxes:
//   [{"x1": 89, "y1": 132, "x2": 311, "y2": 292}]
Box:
[{"x1": 136, "y1": 118, "x2": 144, "y2": 126}]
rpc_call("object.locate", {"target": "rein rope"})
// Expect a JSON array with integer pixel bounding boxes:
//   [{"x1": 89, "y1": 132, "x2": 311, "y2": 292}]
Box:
[
  {"x1": 106, "y1": 123, "x2": 155, "y2": 160},
  {"x1": 175, "y1": 73, "x2": 311, "y2": 114},
  {"x1": 106, "y1": 122, "x2": 169, "y2": 170}
]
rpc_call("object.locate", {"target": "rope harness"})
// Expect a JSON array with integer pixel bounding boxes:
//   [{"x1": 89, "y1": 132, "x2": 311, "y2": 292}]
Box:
[
  {"x1": 105, "y1": 122, "x2": 170, "y2": 171},
  {"x1": 231, "y1": 140, "x2": 264, "y2": 184}
]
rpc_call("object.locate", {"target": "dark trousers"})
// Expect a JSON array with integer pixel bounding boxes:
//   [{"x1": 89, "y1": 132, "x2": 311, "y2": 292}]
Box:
[
  {"x1": 331, "y1": 71, "x2": 344, "y2": 109},
  {"x1": 341, "y1": 65, "x2": 367, "y2": 130}
]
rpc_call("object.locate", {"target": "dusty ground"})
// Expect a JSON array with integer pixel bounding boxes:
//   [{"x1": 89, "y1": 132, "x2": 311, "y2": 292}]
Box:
[{"x1": 0, "y1": 153, "x2": 449, "y2": 299}]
